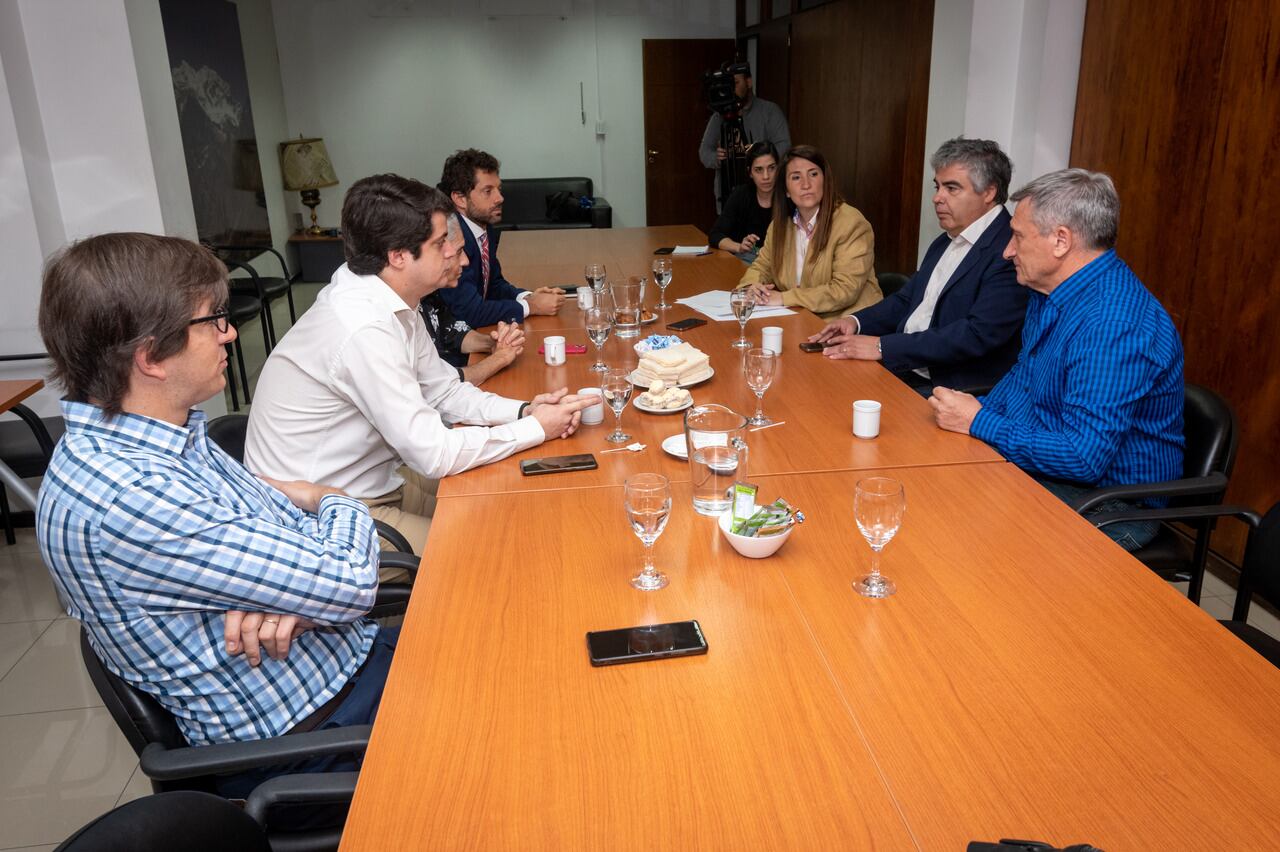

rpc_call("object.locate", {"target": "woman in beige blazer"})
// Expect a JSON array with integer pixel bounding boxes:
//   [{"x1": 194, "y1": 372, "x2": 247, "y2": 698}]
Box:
[{"x1": 739, "y1": 145, "x2": 882, "y2": 319}]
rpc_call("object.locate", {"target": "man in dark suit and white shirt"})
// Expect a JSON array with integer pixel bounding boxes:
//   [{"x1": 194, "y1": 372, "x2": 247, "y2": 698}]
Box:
[
  {"x1": 810, "y1": 137, "x2": 1027, "y2": 394},
  {"x1": 434, "y1": 148, "x2": 564, "y2": 328}
]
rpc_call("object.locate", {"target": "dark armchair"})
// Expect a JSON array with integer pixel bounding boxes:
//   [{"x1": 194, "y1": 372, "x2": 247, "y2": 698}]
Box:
[{"x1": 494, "y1": 177, "x2": 612, "y2": 231}]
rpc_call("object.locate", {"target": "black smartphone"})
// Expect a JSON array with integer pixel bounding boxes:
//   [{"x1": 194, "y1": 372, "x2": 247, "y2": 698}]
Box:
[
  {"x1": 667, "y1": 317, "x2": 707, "y2": 331},
  {"x1": 556, "y1": 284, "x2": 581, "y2": 294},
  {"x1": 587, "y1": 620, "x2": 708, "y2": 666},
  {"x1": 519, "y1": 453, "x2": 599, "y2": 476},
  {"x1": 653, "y1": 247, "x2": 675, "y2": 255},
  {"x1": 799, "y1": 341, "x2": 825, "y2": 352}
]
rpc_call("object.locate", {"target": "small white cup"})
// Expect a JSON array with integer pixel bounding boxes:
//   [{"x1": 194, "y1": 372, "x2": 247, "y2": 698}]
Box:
[
  {"x1": 761, "y1": 326, "x2": 783, "y2": 354},
  {"x1": 577, "y1": 288, "x2": 595, "y2": 310},
  {"x1": 852, "y1": 399, "x2": 881, "y2": 439},
  {"x1": 544, "y1": 335, "x2": 566, "y2": 366},
  {"x1": 578, "y1": 387, "x2": 604, "y2": 425}
]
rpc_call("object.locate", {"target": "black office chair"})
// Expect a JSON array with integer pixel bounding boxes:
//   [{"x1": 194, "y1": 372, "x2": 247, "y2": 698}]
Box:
[
  {"x1": 877, "y1": 271, "x2": 911, "y2": 299},
  {"x1": 1074, "y1": 384, "x2": 1237, "y2": 602},
  {"x1": 55, "y1": 790, "x2": 276, "y2": 851},
  {"x1": 79, "y1": 623, "x2": 376, "y2": 852},
  {"x1": 224, "y1": 292, "x2": 264, "y2": 410},
  {"x1": 214, "y1": 245, "x2": 297, "y2": 347}
]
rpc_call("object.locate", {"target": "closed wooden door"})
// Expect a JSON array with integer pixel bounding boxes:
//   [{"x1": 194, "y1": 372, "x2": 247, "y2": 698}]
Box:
[{"x1": 642, "y1": 39, "x2": 735, "y2": 228}]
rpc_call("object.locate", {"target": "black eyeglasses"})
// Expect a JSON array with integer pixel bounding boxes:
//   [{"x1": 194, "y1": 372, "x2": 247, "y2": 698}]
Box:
[{"x1": 189, "y1": 308, "x2": 230, "y2": 334}]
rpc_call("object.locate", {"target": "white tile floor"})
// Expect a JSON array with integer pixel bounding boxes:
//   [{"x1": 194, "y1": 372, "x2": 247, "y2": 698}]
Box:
[{"x1": 5, "y1": 288, "x2": 1279, "y2": 845}]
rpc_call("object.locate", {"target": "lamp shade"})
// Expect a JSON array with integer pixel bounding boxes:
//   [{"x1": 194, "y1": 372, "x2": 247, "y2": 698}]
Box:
[{"x1": 279, "y1": 137, "x2": 338, "y2": 191}]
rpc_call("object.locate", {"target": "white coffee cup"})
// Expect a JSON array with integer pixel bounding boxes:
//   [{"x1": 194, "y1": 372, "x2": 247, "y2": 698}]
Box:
[
  {"x1": 761, "y1": 326, "x2": 783, "y2": 354},
  {"x1": 578, "y1": 387, "x2": 604, "y2": 425},
  {"x1": 577, "y1": 288, "x2": 595, "y2": 310},
  {"x1": 852, "y1": 399, "x2": 881, "y2": 439},
  {"x1": 544, "y1": 335, "x2": 566, "y2": 366}
]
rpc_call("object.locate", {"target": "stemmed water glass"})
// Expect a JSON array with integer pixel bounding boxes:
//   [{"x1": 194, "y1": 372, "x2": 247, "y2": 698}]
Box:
[
  {"x1": 743, "y1": 348, "x2": 776, "y2": 426},
  {"x1": 585, "y1": 296, "x2": 613, "y2": 373},
  {"x1": 625, "y1": 473, "x2": 671, "y2": 591},
  {"x1": 601, "y1": 367, "x2": 633, "y2": 444},
  {"x1": 730, "y1": 288, "x2": 755, "y2": 349},
  {"x1": 584, "y1": 263, "x2": 607, "y2": 293},
  {"x1": 651, "y1": 257, "x2": 673, "y2": 310},
  {"x1": 853, "y1": 477, "x2": 905, "y2": 598}
]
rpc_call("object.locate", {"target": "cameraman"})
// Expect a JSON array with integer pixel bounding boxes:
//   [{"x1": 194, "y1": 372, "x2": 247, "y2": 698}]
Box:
[{"x1": 698, "y1": 64, "x2": 791, "y2": 210}]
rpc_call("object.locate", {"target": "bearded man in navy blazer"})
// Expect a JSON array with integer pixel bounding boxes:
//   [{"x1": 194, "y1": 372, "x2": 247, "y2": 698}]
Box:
[
  {"x1": 435, "y1": 149, "x2": 564, "y2": 329},
  {"x1": 809, "y1": 137, "x2": 1026, "y2": 394}
]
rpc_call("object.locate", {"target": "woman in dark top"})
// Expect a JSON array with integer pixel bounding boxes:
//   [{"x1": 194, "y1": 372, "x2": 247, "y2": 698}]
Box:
[{"x1": 709, "y1": 141, "x2": 778, "y2": 256}]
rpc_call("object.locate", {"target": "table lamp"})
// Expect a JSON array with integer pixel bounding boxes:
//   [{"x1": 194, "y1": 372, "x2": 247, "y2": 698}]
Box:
[{"x1": 279, "y1": 136, "x2": 338, "y2": 234}]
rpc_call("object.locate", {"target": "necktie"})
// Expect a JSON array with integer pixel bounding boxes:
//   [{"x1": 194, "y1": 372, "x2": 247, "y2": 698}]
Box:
[{"x1": 479, "y1": 231, "x2": 491, "y2": 297}]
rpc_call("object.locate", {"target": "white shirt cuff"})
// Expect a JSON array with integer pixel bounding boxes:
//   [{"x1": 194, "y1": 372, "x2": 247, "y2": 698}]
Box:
[{"x1": 516, "y1": 291, "x2": 532, "y2": 318}]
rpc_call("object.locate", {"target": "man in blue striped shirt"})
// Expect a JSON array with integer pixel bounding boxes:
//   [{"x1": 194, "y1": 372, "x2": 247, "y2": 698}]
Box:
[
  {"x1": 930, "y1": 169, "x2": 1184, "y2": 550},
  {"x1": 34, "y1": 233, "x2": 392, "y2": 793}
]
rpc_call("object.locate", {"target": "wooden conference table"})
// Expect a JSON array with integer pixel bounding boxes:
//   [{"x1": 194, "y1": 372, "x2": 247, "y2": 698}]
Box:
[{"x1": 341, "y1": 228, "x2": 1280, "y2": 850}]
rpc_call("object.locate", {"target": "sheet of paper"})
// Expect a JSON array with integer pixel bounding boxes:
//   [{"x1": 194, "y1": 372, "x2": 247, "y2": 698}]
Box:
[
  {"x1": 672, "y1": 245, "x2": 710, "y2": 255},
  {"x1": 675, "y1": 290, "x2": 795, "y2": 321}
]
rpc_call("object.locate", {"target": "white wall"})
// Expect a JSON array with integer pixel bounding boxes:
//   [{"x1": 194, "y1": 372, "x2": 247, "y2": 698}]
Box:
[
  {"x1": 917, "y1": 0, "x2": 1085, "y2": 266},
  {"x1": 269, "y1": 0, "x2": 735, "y2": 229}
]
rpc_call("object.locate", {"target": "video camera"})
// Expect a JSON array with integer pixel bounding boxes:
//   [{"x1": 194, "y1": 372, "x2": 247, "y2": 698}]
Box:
[{"x1": 703, "y1": 60, "x2": 751, "y2": 120}]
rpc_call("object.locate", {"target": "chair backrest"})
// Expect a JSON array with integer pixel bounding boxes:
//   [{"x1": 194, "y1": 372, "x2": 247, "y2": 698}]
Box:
[
  {"x1": 1181, "y1": 383, "x2": 1237, "y2": 486},
  {"x1": 55, "y1": 791, "x2": 269, "y2": 852},
  {"x1": 877, "y1": 271, "x2": 911, "y2": 299},
  {"x1": 79, "y1": 626, "x2": 191, "y2": 761},
  {"x1": 207, "y1": 414, "x2": 249, "y2": 464},
  {"x1": 1241, "y1": 501, "x2": 1280, "y2": 613}
]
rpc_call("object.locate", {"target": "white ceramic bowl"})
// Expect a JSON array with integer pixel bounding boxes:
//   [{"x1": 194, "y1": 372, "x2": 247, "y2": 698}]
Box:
[{"x1": 717, "y1": 510, "x2": 794, "y2": 559}]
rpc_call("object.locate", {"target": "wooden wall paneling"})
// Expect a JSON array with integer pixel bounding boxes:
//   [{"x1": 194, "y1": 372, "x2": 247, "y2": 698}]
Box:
[
  {"x1": 755, "y1": 18, "x2": 791, "y2": 114},
  {"x1": 1071, "y1": 0, "x2": 1280, "y2": 559},
  {"x1": 1070, "y1": 0, "x2": 1231, "y2": 335},
  {"x1": 1178, "y1": 0, "x2": 1280, "y2": 555},
  {"x1": 852, "y1": 0, "x2": 933, "y2": 274}
]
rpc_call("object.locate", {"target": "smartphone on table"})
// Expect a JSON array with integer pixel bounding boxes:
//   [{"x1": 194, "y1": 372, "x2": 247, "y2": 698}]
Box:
[
  {"x1": 519, "y1": 453, "x2": 599, "y2": 476},
  {"x1": 667, "y1": 317, "x2": 707, "y2": 331},
  {"x1": 586, "y1": 620, "x2": 708, "y2": 666}
]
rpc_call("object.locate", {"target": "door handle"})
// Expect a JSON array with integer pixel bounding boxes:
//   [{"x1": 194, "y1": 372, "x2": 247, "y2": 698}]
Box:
[{"x1": 647, "y1": 148, "x2": 659, "y2": 164}]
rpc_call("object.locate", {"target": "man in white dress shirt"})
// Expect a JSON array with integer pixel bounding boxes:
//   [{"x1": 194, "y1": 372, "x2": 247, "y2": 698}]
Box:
[
  {"x1": 246, "y1": 174, "x2": 590, "y2": 561},
  {"x1": 808, "y1": 137, "x2": 1027, "y2": 394}
]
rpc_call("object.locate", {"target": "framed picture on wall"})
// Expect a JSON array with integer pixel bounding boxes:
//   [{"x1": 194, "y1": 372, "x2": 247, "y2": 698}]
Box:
[{"x1": 159, "y1": 0, "x2": 271, "y2": 245}]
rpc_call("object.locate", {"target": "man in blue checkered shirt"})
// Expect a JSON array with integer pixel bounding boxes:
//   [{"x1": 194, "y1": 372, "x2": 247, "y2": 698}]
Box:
[
  {"x1": 930, "y1": 169, "x2": 1184, "y2": 550},
  {"x1": 34, "y1": 233, "x2": 395, "y2": 797}
]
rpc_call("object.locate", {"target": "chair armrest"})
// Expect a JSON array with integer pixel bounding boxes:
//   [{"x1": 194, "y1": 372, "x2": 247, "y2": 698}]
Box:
[
  {"x1": 377, "y1": 551, "x2": 419, "y2": 579},
  {"x1": 216, "y1": 243, "x2": 293, "y2": 282},
  {"x1": 0, "y1": 352, "x2": 49, "y2": 362},
  {"x1": 956, "y1": 384, "x2": 994, "y2": 397},
  {"x1": 7, "y1": 403, "x2": 56, "y2": 458},
  {"x1": 1070, "y1": 472, "x2": 1229, "y2": 514},
  {"x1": 1090, "y1": 503, "x2": 1260, "y2": 530},
  {"x1": 243, "y1": 771, "x2": 360, "y2": 824},
  {"x1": 590, "y1": 197, "x2": 612, "y2": 229},
  {"x1": 373, "y1": 520, "x2": 413, "y2": 555},
  {"x1": 139, "y1": 724, "x2": 373, "y2": 780}
]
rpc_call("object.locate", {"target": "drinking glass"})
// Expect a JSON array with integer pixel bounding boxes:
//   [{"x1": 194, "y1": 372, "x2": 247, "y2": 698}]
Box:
[
  {"x1": 602, "y1": 367, "x2": 633, "y2": 443},
  {"x1": 853, "y1": 477, "x2": 905, "y2": 598},
  {"x1": 585, "y1": 298, "x2": 613, "y2": 373},
  {"x1": 625, "y1": 473, "x2": 671, "y2": 591},
  {"x1": 730, "y1": 288, "x2": 755, "y2": 349},
  {"x1": 683, "y1": 404, "x2": 749, "y2": 515},
  {"x1": 610, "y1": 279, "x2": 643, "y2": 339},
  {"x1": 584, "y1": 263, "x2": 607, "y2": 293},
  {"x1": 651, "y1": 258, "x2": 674, "y2": 310},
  {"x1": 743, "y1": 348, "x2": 776, "y2": 426}
]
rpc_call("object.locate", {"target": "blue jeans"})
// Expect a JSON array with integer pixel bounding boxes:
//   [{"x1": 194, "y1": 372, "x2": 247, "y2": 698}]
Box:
[{"x1": 1037, "y1": 479, "x2": 1159, "y2": 552}]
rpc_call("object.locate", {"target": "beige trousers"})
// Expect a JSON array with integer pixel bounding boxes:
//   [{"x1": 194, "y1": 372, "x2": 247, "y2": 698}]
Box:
[{"x1": 360, "y1": 466, "x2": 438, "y2": 583}]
